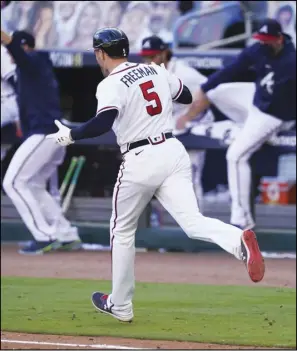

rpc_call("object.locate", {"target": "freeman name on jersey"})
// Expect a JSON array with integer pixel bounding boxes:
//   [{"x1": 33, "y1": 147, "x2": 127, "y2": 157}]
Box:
[{"x1": 120, "y1": 65, "x2": 158, "y2": 87}]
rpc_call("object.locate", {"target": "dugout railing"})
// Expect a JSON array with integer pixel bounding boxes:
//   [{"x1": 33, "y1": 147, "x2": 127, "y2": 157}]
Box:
[{"x1": 172, "y1": 1, "x2": 254, "y2": 50}]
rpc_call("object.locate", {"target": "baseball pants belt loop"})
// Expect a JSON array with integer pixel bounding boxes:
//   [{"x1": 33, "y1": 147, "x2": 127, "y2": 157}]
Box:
[
  {"x1": 121, "y1": 132, "x2": 174, "y2": 155},
  {"x1": 121, "y1": 143, "x2": 130, "y2": 156}
]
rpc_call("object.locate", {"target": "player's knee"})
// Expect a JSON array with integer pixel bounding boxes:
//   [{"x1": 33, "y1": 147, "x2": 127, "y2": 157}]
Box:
[
  {"x1": 227, "y1": 147, "x2": 251, "y2": 164},
  {"x1": 186, "y1": 227, "x2": 204, "y2": 240},
  {"x1": 3, "y1": 174, "x2": 14, "y2": 195},
  {"x1": 183, "y1": 213, "x2": 204, "y2": 239},
  {"x1": 226, "y1": 147, "x2": 241, "y2": 163},
  {"x1": 3, "y1": 174, "x2": 27, "y2": 195}
]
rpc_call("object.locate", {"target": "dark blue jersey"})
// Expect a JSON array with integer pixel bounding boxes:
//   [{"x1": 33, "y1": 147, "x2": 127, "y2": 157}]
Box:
[
  {"x1": 6, "y1": 38, "x2": 62, "y2": 138},
  {"x1": 201, "y1": 35, "x2": 296, "y2": 121}
]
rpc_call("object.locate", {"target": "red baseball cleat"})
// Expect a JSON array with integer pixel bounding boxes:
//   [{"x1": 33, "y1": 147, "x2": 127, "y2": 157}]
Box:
[{"x1": 241, "y1": 230, "x2": 265, "y2": 283}]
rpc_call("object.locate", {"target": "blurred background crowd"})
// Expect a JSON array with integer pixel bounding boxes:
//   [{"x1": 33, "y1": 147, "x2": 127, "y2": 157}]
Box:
[{"x1": 1, "y1": 1, "x2": 296, "y2": 52}]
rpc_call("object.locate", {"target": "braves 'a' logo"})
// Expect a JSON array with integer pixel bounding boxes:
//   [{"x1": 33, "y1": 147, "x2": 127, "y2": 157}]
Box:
[{"x1": 260, "y1": 71, "x2": 275, "y2": 94}]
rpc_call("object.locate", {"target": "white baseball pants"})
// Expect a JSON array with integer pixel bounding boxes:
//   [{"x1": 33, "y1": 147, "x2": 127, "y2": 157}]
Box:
[
  {"x1": 207, "y1": 82, "x2": 255, "y2": 126},
  {"x1": 109, "y1": 137, "x2": 243, "y2": 317},
  {"x1": 226, "y1": 106, "x2": 283, "y2": 228},
  {"x1": 207, "y1": 83, "x2": 283, "y2": 228},
  {"x1": 188, "y1": 149, "x2": 205, "y2": 212},
  {"x1": 3, "y1": 134, "x2": 79, "y2": 242}
]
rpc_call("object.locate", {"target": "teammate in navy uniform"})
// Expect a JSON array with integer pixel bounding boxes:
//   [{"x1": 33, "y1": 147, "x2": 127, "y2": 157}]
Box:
[
  {"x1": 177, "y1": 19, "x2": 296, "y2": 230},
  {"x1": 1, "y1": 29, "x2": 81, "y2": 254}
]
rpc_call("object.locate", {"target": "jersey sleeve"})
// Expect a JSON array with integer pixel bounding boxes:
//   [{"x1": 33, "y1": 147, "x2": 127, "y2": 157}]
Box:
[
  {"x1": 1, "y1": 45, "x2": 16, "y2": 80},
  {"x1": 159, "y1": 63, "x2": 184, "y2": 101},
  {"x1": 95, "y1": 79, "x2": 124, "y2": 115}
]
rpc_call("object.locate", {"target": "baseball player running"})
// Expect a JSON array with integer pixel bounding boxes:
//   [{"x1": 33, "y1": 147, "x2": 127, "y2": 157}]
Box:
[
  {"x1": 1, "y1": 30, "x2": 81, "y2": 254},
  {"x1": 1, "y1": 44, "x2": 20, "y2": 160},
  {"x1": 139, "y1": 36, "x2": 214, "y2": 211},
  {"x1": 177, "y1": 19, "x2": 296, "y2": 230},
  {"x1": 47, "y1": 28, "x2": 265, "y2": 323}
]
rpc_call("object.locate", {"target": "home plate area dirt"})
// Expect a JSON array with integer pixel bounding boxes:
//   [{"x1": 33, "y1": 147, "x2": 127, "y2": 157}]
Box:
[{"x1": 1, "y1": 244, "x2": 296, "y2": 349}]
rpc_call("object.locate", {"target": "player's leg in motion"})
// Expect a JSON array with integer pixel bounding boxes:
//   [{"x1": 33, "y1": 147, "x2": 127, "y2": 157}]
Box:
[
  {"x1": 226, "y1": 106, "x2": 283, "y2": 229},
  {"x1": 188, "y1": 149, "x2": 205, "y2": 213},
  {"x1": 30, "y1": 146, "x2": 80, "y2": 245},
  {"x1": 92, "y1": 152, "x2": 156, "y2": 322},
  {"x1": 206, "y1": 82, "x2": 255, "y2": 125},
  {"x1": 92, "y1": 139, "x2": 264, "y2": 323},
  {"x1": 154, "y1": 139, "x2": 265, "y2": 282},
  {"x1": 48, "y1": 168, "x2": 61, "y2": 205},
  {"x1": 3, "y1": 135, "x2": 65, "y2": 253}
]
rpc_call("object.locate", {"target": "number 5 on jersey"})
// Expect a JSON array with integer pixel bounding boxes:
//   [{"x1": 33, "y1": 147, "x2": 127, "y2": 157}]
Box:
[{"x1": 140, "y1": 80, "x2": 163, "y2": 117}]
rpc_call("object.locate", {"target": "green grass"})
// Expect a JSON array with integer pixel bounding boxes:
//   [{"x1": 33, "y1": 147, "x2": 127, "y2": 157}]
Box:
[{"x1": 1, "y1": 277, "x2": 296, "y2": 348}]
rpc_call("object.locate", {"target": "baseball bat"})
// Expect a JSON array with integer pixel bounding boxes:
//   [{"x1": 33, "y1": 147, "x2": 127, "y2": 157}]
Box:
[
  {"x1": 60, "y1": 157, "x2": 78, "y2": 197},
  {"x1": 62, "y1": 156, "x2": 86, "y2": 214}
]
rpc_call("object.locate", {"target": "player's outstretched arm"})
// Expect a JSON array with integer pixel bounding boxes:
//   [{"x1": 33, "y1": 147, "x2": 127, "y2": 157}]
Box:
[
  {"x1": 201, "y1": 46, "x2": 253, "y2": 94},
  {"x1": 1, "y1": 30, "x2": 35, "y2": 71},
  {"x1": 175, "y1": 46, "x2": 255, "y2": 130},
  {"x1": 46, "y1": 108, "x2": 118, "y2": 146},
  {"x1": 176, "y1": 87, "x2": 210, "y2": 130},
  {"x1": 70, "y1": 108, "x2": 118, "y2": 141}
]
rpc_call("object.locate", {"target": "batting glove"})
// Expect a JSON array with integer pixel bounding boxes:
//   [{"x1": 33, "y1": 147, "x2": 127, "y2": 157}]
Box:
[{"x1": 46, "y1": 120, "x2": 74, "y2": 146}]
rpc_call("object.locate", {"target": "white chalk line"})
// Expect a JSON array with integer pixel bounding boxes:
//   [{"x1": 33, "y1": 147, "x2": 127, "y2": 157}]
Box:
[{"x1": 1, "y1": 339, "x2": 146, "y2": 349}]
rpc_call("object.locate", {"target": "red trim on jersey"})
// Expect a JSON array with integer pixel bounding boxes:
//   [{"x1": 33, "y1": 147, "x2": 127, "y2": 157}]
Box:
[
  {"x1": 252, "y1": 33, "x2": 279, "y2": 42},
  {"x1": 109, "y1": 63, "x2": 140, "y2": 76},
  {"x1": 96, "y1": 106, "x2": 119, "y2": 115},
  {"x1": 140, "y1": 49, "x2": 163, "y2": 56},
  {"x1": 172, "y1": 79, "x2": 183, "y2": 101}
]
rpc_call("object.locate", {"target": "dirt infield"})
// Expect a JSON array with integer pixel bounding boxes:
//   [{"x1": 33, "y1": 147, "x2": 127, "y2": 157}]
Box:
[
  {"x1": 0, "y1": 331, "x2": 278, "y2": 350},
  {"x1": 1, "y1": 244, "x2": 296, "y2": 349}
]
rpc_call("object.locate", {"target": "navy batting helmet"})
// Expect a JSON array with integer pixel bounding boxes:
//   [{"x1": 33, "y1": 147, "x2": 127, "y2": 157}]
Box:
[{"x1": 92, "y1": 28, "x2": 129, "y2": 58}]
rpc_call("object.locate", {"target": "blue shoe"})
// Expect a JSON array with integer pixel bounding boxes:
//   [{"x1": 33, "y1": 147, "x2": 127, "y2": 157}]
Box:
[
  {"x1": 57, "y1": 239, "x2": 82, "y2": 251},
  {"x1": 91, "y1": 292, "x2": 133, "y2": 322},
  {"x1": 18, "y1": 240, "x2": 60, "y2": 255}
]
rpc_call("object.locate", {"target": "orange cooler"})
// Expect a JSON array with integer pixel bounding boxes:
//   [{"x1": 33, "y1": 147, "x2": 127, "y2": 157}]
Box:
[{"x1": 260, "y1": 177, "x2": 296, "y2": 205}]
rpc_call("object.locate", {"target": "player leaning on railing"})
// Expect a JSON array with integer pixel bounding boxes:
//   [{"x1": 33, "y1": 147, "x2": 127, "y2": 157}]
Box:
[
  {"x1": 47, "y1": 27, "x2": 265, "y2": 323},
  {"x1": 177, "y1": 18, "x2": 296, "y2": 231},
  {"x1": 1, "y1": 29, "x2": 81, "y2": 255}
]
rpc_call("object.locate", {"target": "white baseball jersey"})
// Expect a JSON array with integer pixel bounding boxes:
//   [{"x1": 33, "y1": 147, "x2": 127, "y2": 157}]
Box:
[
  {"x1": 1, "y1": 45, "x2": 16, "y2": 98},
  {"x1": 167, "y1": 58, "x2": 206, "y2": 120},
  {"x1": 166, "y1": 58, "x2": 212, "y2": 210},
  {"x1": 95, "y1": 62, "x2": 183, "y2": 150},
  {"x1": 167, "y1": 58, "x2": 214, "y2": 127}
]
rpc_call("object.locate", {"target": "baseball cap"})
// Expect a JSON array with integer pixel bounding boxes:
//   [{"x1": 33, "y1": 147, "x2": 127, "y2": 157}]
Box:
[
  {"x1": 140, "y1": 36, "x2": 168, "y2": 56},
  {"x1": 12, "y1": 31, "x2": 35, "y2": 48},
  {"x1": 252, "y1": 19, "x2": 283, "y2": 42}
]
